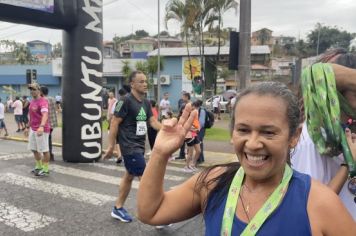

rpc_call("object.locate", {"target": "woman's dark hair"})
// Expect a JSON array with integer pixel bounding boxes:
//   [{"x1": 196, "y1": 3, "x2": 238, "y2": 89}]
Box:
[
  {"x1": 150, "y1": 100, "x2": 156, "y2": 107},
  {"x1": 196, "y1": 81, "x2": 300, "y2": 214}
]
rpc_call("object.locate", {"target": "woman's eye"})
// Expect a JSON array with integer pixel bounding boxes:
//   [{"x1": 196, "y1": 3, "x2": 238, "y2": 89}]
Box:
[
  {"x1": 237, "y1": 128, "x2": 249, "y2": 133},
  {"x1": 262, "y1": 130, "x2": 275, "y2": 136}
]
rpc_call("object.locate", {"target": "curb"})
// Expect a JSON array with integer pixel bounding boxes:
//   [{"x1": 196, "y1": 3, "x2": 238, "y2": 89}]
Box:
[{"x1": 1, "y1": 136, "x2": 236, "y2": 168}]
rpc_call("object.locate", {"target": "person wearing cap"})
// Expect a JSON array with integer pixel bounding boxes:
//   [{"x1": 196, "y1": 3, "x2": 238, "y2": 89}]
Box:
[{"x1": 24, "y1": 83, "x2": 51, "y2": 177}]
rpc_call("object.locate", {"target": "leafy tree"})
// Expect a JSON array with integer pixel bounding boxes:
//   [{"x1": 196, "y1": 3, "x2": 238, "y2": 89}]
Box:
[
  {"x1": 165, "y1": 0, "x2": 196, "y2": 81},
  {"x1": 146, "y1": 56, "x2": 164, "y2": 100},
  {"x1": 307, "y1": 23, "x2": 354, "y2": 55},
  {"x1": 135, "y1": 30, "x2": 149, "y2": 38},
  {"x1": 135, "y1": 61, "x2": 148, "y2": 75},
  {"x1": 210, "y1": 0, "x2": 238, "y2": 94},
  {"x1": 52, "y1": 42, "x2": 62, "y2": 58},
  {"x1": 121, "y1": 60, "x2": 132, "y2": 84}
]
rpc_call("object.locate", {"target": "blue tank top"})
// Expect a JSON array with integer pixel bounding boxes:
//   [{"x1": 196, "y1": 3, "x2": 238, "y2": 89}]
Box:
[{"x1": 204, "y1": 170, "x2": 312, "y2": 235}]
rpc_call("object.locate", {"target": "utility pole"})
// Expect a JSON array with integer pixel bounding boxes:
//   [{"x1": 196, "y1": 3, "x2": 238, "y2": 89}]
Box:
[
  {"x1": 238, "y1": 0, "x2": 251, "y2": 89},
  {"x1": 316, "y1": 23, "x2": 321, "y2": 56},
  {"x1": 157, "y1": 0, "x2": 161, "y2": 104}
]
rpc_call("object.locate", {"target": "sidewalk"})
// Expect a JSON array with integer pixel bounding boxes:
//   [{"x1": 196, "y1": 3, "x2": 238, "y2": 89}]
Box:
[{"x1": 0, "y1": 112, "x2": 237, "y2": 167}]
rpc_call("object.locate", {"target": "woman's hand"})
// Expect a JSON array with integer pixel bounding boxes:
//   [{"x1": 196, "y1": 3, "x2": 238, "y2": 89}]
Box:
[
  {"x1": 345, "y1": 128, "x2": 356, "y2": 162},
  {"x1": 152, "y1": 103, "x2": 197, "y2": 158}
]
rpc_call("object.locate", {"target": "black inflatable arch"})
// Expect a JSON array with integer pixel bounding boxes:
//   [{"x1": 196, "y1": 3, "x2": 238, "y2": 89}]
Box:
[{"x1": 0, "y1": 1, "x2": 103, "y2": 163}]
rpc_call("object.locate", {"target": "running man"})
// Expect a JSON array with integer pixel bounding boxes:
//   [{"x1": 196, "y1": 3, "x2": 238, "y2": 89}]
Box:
[{"x1": 103, "y1": 71, "x2": 161, "y2": 222}]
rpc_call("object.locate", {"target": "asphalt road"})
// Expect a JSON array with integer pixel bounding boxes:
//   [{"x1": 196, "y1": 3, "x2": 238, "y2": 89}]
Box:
[{"x1": 0, "y1": 140, "x2": 205, "y2": 236}]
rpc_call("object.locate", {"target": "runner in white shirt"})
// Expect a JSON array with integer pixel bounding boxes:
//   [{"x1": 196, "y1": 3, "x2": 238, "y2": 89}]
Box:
[
  {"x1": 0, "y1": 98, "x2": 9, "y2": 136},
  {"x1": 159, "y1": 92, "x2": 171, "y2": 119},
  {"x1": 11, "y1": 96, "x2": 24, "y2": 132}
]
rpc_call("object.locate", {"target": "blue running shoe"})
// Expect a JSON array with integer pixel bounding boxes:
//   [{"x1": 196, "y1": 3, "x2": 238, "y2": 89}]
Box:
[{"x1": 111, "y1": 207, "x2": 133, "y2": 223}]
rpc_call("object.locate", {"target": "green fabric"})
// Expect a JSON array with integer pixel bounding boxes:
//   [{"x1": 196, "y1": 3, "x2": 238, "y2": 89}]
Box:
[
  {"x1": 301, "y1": 63, "x2": 356, "y2": 177},
  {"x1": 35, "y1": 160, "x2": 42, "y2": 170},
  {"x1": 221, "y1": 165, "x2": 293, "y2": 236},
  {"x1": 42, "y1": 162, "x2": 49, "y2": 172}
]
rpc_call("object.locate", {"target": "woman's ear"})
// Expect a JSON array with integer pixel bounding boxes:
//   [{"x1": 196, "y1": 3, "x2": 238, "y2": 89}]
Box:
[{"x1": 290, "y1": 124, "x2": 303, "y2": 148}]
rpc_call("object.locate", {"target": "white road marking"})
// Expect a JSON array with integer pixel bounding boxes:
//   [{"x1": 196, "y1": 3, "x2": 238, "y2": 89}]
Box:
[
  {"x1": 0, "y1": 173, "x2": 115, "y2": 206},
  {"x1": 0, "y1": 151, "x2": 61, "y2": 161},
  {"x1": 50, "y1": 164, "x2": 138, "y2": 188},
  {"x1": 91, "y1": 162, "x2": 189, "y2": 180},
  {"x1": 0, "y1": 201, "x2": 57, "y2": 232}
]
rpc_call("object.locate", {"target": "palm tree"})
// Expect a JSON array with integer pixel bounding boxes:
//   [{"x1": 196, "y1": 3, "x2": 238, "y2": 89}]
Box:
[
  {"x1": 211, "y1": 0, "x2": 238, "y2": 94},
  {"x1": 165, "y1": 0, "x2": 196, "y2": 81},
  {"x1": 147, "y1": 56, "x2": 164, "y2": 100},
  {"x1": 190, "y1": 0, "x2": 217, "y2": 98},
  {"x1": 121, "y1": 60, "x2": 132, "y2": 84}
]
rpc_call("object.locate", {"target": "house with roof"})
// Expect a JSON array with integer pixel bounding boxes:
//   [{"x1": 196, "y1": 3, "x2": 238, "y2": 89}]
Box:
[{"x1": 26, "y1": 40, "x2": 52, "y2": 62}]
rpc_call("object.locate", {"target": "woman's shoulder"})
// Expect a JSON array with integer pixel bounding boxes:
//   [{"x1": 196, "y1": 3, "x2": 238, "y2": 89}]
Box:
[{"x1": 307, "y1": 179, "x2": 356, "y2": 235}]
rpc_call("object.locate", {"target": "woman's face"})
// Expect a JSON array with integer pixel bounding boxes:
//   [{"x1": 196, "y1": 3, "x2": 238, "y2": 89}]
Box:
[{"x1": 232, "y1": 94, "x2": 300, "y2": 182}]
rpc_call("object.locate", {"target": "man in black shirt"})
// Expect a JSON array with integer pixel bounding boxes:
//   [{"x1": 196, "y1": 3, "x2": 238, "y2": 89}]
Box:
[{"x1": 104, "y1": 71, "x2": 161, "y2": 223}]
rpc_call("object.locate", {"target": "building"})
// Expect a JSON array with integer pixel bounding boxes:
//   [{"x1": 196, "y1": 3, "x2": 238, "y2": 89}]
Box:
[
  {"x1": 0, "y1": 64, "x2": 59, "y2": 101},
  {"x1": 274, "y1": 36, "x2": 296, "y2": 46},
  {"x1": 26, "y1": 40, "x2": 52, "y2": 62},
  {"x1": 251, "y1": 28, "x2": 274, "y2": 48}
]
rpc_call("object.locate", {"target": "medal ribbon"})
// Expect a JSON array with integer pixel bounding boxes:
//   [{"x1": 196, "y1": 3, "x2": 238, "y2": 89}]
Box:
[
  {"x1": 221, "y1": 165, "x2": 293, "y2": 236},
  {"x1": 301, "y1": 63, "x2": 356, "y2": 177}
]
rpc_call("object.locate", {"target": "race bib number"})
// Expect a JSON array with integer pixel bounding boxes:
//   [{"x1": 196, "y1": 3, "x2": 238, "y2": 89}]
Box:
[{"x1": 136, "y1": 121, "x2": 147, "y2": 136}]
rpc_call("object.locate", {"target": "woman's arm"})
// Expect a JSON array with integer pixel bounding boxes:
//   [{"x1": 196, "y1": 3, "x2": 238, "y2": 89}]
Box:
[
  {"x1": 137, "y1": 104, "x2": 202, "y2": 225},
  {"x1": 328, "y1": 128, "x2": 356, "y2": 193}
]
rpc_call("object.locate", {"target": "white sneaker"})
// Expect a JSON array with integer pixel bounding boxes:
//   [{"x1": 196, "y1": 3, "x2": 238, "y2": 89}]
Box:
[
  {"x1": 183, "y1": 166, "x2": 193, "y2": 173},
  {"x1": 155, "y1": 224, "x2": 173, "y2": 229}
]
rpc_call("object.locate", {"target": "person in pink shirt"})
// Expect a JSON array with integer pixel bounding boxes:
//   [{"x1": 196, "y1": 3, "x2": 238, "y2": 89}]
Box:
[{"x1": 24, "y1": 83, "x2": 51, "y2": 177}]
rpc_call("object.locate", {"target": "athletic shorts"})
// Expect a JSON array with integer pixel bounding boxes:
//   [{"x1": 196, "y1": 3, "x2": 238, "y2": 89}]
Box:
[
  {"x1": 0, "y1": 119, "x2": 6, "y2": 129},
  {"x1": 28, "y1": 128, "x2": 49, "y2": 153},
  {"x1": 213, "y1": 107, "x2": 219, "y2": 114},
  {"x1": 15, "y1": 115, "x2": 22, "y2": 123},
  {"x1": 123, "y1": 153, "x2": 146, "y2": 176},
  {"x1": 185, "y1": 137, "x2": 200, "y2": 147},
  {"x1": 22, "y1": 114, "x2": 29, "y2": 124}
]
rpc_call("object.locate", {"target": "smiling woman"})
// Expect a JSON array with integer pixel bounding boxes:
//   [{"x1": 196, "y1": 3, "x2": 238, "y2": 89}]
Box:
[{"x1": 137, "y1": 81, "x2": 356, "y2": 235}]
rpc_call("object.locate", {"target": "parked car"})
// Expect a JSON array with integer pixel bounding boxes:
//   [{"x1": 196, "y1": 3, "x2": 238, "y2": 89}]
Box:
[{"x1": 205, "y1": 95, "x2": 229, "y2": 112}]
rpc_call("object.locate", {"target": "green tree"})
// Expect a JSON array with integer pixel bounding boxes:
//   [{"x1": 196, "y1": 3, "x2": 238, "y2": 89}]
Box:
[
  {"x1": 147, "y1": 56, "x2": 164, "y2": 100},
  {"x1": 210, "y1": 0, "x2": 238, "y2": 94},
  {"x1": 135, "y1": 30, "x2": 149, "y2": 38},
  {"x1": 52, "y1": 42, "x2": 62, "y2": 58},
  {"x1": 121, "y1": 60, "x2": 132, "y2": 84},
  {"x1": 308, "y1": 23, "x2": 354, "y2": 55},
  {"x1": 165, "y1": 0, "x2": 197, "y2": 81}
]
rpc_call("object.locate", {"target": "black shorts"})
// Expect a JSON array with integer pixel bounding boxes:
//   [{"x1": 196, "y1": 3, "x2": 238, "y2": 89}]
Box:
[
  {"x1": 15, "y1": 115, "x2": 22, "y2": 123},
  {"x1": 185, "y1": 137, "x2": 200, "y2": 147},
  {"x1": 213, "y1": 107, "x2": 219, "y2": 114},
  {"x1": 0, "y1": 119, "x2": 6, "y2": 129},
  {"x1": 123, "y1": 153, "x2": 146, "y2": 176}
]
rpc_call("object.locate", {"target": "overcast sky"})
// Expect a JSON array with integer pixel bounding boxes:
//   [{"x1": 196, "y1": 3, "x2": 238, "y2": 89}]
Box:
[{"x1": 0, "y1": 0, "x2": 355, "y2": 44}]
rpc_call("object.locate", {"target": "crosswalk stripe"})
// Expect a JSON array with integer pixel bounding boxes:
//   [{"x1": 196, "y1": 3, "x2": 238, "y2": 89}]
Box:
[
  {"x1": 0, "y1": 173, "x2": 115, "y2": 206},
  {"x1": 0, "y1": 151, "x2": 62, "y2": 161},
  {"x1": 0, "y1": 201, "x2": 57, "y2": 232},
  {"x1": 0, "y1": 153, "x2": 33, "y2": 161},
  {"x1": 50, "y1": 164, "x2": 138, "y2": 187},
  {"x1": 89, "y1": 162, "x2": 187, "y2": 181}
]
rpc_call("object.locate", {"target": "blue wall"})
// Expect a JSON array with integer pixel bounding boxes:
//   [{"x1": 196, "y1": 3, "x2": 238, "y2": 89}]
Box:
[
  {"x1": 152, "y1": 57, "x2": 183, "y2": 112},
  {"x1": 0, "y1": 64, "x2": 59, "y2": 101}
]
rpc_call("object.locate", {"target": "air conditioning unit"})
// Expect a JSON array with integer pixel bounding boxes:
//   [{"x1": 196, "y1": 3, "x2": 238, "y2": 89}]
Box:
[
  {"x1": 151, "y1": 75, "x2": 171, "y2": 85},
  {"x1": 159, "y1": 75, "x2": 170, "y2": 85}
]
